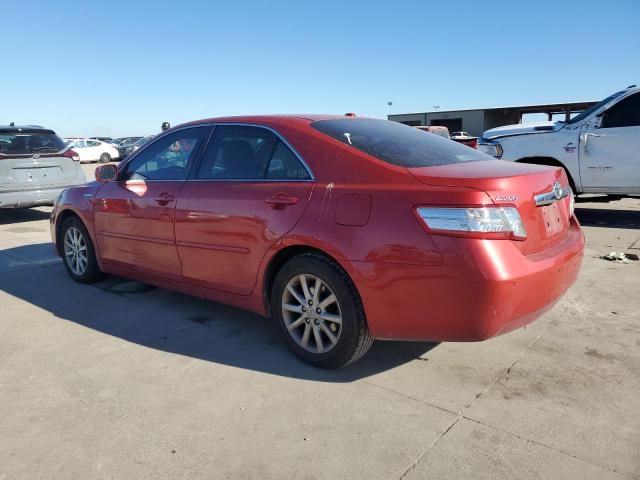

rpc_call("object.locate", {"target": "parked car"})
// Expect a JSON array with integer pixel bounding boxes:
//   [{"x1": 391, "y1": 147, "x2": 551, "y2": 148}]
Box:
[
  {"x1": 417, "y1": 126, "x2": 478, "y2": 148},
  {"x1": 478, "y1": 85, "x2": 640, "y2": 195},
  {"x1": 51, "y1": 116, "x2": 584, "y2": 368},
  {"x1": 118, "y1": 134, "x2": 154, "y2": 159},
  {"x1": 115, "y1": 136, "x2": 142, "y2": 157},
  {"x1": 451, "y1": 131, "x2": 471, "y2": 138},
  {"x1": 0, "y1": 125, "x2": 86, "y2": 208},
  {"x1": 414, "y1": 125, "x2": 450, "y2": 139},
  {"x1": 451, "y1": 131, "x2": 478, "y2": 149},
  {"x1": 114, "y1": 136, "x2": 141, "y2": 147},
  {"x1": 65, "y1": 138, "x2": 120, "y2": 163}
]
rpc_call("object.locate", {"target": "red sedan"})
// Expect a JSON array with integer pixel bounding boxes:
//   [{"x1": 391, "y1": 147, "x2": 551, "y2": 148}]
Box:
[{"x1": 50, "y1": 116, "x2": 584, "y2": 368}]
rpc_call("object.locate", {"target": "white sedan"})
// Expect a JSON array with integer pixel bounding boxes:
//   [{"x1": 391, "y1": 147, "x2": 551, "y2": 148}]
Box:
[{"x1": 65, "y1": 138, "x2": 120, "y2": 163}]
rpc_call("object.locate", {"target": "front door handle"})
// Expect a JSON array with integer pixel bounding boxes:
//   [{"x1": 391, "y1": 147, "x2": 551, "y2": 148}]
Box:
[
  {"x1": 265, "y1": 194, "x2": 298, "y2": 209},
  {"x1": 153, "y1": 193, "x2": 176, "y2": 205},
  {"x1": 583, "y1": 133, "x2": 602, "y2": 155}
]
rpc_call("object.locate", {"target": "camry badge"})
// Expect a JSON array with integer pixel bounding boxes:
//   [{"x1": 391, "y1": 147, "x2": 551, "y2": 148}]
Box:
[{"x1": 495, "y1": 194, "x2": 518, "y2": 202}]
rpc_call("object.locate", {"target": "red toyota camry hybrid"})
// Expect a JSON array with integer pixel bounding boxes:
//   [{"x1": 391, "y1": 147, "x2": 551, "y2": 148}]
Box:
[{"x1": 51, "y1": 116, "x2": 584, "y2": 368}]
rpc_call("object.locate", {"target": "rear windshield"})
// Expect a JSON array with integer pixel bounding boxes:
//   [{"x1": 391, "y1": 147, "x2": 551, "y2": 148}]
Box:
[
  {"x1": 310, "y1": 118, "x2": 488, "y2": 167},
  {"x1": 0, "y1": 131, "x2": 67, "y2": 155}
]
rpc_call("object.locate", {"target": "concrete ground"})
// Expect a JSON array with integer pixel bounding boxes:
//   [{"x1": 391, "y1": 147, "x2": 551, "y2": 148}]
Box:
[{"x1": 1, "y1": 168, "x2": 638, "y2": 479}]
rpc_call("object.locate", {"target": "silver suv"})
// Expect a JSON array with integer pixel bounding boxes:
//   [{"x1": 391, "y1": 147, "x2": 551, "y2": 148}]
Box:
[{"x1": 0, "y1": 125, "x2": 87, "y2": 208}]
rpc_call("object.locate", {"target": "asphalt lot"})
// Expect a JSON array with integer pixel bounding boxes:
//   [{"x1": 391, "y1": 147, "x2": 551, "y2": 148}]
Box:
[{"x1": 1, "y1": 163, "x2": 639, "y2": 479}]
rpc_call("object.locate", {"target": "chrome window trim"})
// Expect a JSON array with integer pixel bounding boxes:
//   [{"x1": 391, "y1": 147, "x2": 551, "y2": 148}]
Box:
[
  {"x1": 534, "y1": 182, "x2": 572, "y2": 206},
  {"x1": 194, "y1": 122, "x2": 315, "y2": 182},
  {"x1": 118, "y1": 122, "x2": 316, "y2": 183}
]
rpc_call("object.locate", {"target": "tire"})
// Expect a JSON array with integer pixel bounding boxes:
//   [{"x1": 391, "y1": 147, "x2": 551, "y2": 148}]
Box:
[
  {"x1": 271, "y1": 253, "x2": 373, "y2": 369},
  {"x1": 60, "y1": 216, "x2": 104, "y2": 283},
  {"x1": 99, "y1": 153, "x2": 111, "y2": 163}
]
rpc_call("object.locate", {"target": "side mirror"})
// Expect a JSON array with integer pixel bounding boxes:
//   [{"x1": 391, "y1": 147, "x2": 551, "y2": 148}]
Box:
[{"x1": 95, "y1": 164, "x2": 118, "y2": 182}]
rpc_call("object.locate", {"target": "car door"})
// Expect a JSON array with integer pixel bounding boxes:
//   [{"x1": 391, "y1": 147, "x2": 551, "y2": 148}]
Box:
[
  {"x1": 175, "y1": 124, "x2": 315, "y2": 295},
  {"x1": 93, "y1": 126, "x2": 209, "y2": 279},
  {"x1": 580, "y1": 91, "x2": 640, "y2": 193},
  {"x1": 85, "y1": 140, "x2": 104, "y2": 162}
]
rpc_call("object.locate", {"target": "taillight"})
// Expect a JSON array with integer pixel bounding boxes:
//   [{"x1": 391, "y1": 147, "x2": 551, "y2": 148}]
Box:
[
  {"x1": 63, "y1": 149, "x2": 80, "y2": 162},
  {"x1": 416, "y1": 206, "x2": 527, "y2": 240},
  {"x1": 568, "y1": 188, "x2": 575, "y2": 218}
]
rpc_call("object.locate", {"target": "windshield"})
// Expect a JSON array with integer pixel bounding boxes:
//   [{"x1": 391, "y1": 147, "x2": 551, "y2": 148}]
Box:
[
  {"x1": 0, "y1": 131, "x2": 67, "y2": 155},
  {"x1": 566, "y1": 91, "x2": 625, "y2": 124},
  {"x1": 311, "y1": 118, "x2": 488, "y2": 168}
]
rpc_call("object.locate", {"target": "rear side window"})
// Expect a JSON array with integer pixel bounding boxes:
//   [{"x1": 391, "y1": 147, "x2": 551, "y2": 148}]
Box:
[
  {"x1": 196, "y1": 125, "x2": 311, "y2": 180},
  {"x1": 0, "y1": 130, "x2": 66, "y2": 155},
  {"x1": 311, "y1": 118, "x2": 488, "y2": 167}
]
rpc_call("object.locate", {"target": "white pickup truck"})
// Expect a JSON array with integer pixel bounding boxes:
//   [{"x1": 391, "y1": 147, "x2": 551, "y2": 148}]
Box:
[{"x1": 478, "y1": 85, "x2": 640, "y2": 195}]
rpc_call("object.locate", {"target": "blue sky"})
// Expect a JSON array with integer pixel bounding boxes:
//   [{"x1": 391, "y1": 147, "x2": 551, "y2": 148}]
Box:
[{"x1": 4, "y1": 0, "x2": 639, "y2": 137}]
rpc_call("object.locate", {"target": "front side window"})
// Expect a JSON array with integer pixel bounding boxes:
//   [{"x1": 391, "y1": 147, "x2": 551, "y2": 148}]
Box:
[
  {"x1": 196, "y1": 125, "x2": 311, "y2": 180},
  {"x1": 123, "y1": 126, "x2": 208, "y2": 181},
  {"x1": 87, "y1": 140, "x2": 101, "y2": 147},
  {"x1": 311, "y1": 118, "x2": 488, "y2": 168},
  {"x1": 601, "y1": 92, "x2": 640, "y2": 129}
]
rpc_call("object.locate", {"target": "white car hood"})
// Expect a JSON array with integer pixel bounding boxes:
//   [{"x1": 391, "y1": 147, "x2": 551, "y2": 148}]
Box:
[{"x1": 483, "y1": 121, "x2": 564, "y2": 140}]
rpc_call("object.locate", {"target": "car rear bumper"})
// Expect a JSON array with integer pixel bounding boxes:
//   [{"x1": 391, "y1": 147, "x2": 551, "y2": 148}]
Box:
[
  {"x1": 346, "y1": 217, "x2": 585, "y2": 341},
  {"x1": 0, "y1": 186, "x2": 73, "y2": 208}
]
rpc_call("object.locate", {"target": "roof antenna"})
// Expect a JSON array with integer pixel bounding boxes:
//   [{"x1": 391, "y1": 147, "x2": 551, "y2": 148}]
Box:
[{"x1": 627, "y1": 84, "x2": 636, "y2": 88}]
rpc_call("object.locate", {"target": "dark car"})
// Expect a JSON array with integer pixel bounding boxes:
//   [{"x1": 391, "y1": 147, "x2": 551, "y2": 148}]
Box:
[
  {"x1": 90, "y1": 136, "x2": 113, "y2": 143},
  {"x1": 118, "y1": 135, "x2": 154, "y2": 159}
]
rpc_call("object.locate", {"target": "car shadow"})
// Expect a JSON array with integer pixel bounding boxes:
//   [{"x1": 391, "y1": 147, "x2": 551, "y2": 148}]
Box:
[
  {"x1": 0, "y1": 243, "x2": 438, "y2": 382},
  {"x1": 0, "y1": 208, "x2": 51, "y2": 225},
  {"x1": 575, "y1": 207, "x2": 640, "y2": 230}
]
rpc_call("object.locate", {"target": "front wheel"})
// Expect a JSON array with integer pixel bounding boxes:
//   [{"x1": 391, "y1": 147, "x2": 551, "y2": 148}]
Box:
[
  {"x1": 60, "y1": 216, "x2": 104, "y2": 283},
  {"x1": 99, "y1": 153, "x2": 111, "y2": 163},
  {"x1": 271, "y1": 253, "x2": 373, "y2": 369}
]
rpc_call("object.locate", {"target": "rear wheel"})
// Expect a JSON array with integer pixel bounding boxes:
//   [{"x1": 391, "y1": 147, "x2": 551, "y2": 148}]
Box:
[
  {"x1": 60, "y1": 216, "x2": 103, "y2": 283},
  {"x1": 99, "y1": 153, "x2": 111, "y2": 163},
  {"x1": 271, "y1": 253, "x2": 373, "y2": 369}
]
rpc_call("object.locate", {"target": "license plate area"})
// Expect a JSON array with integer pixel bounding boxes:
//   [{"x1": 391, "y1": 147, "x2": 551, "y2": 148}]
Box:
[
  {"x1": 541, "y1": 203, "x2": 564, "y2": 236},
  {"x1": 10, "y1": 166, "x2": 63, "y2": 183}
]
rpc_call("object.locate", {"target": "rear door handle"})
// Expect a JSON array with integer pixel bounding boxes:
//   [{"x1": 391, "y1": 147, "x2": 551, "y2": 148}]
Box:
[
  {"x1": 265, "y1": 194, "x2": 298, "y2": 208},
  {"x1": 153, "y1": 193, "x2": 176, "y2": 205}
]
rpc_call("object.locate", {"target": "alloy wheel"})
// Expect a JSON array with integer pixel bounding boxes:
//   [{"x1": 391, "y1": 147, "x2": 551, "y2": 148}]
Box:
[
  {"x1": 282, "y1": 274, "x2": 342, "y2": 354},
  {"x1": 63, "y1": 226, "x2": 88, "y2": 276}
]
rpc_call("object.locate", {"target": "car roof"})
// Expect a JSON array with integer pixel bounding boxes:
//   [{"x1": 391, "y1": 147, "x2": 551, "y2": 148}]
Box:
[
  {"x1": 174, "y1": 114, "x2": 360, "y2": 130},
  {"x1": 0, "y1": 125, "x2": 55, "y2": 134}
]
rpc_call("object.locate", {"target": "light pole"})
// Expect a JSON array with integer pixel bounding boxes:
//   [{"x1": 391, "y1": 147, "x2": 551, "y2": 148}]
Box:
[{"x1": 387, "y1": 101, "x2": 393, "y2": 116}]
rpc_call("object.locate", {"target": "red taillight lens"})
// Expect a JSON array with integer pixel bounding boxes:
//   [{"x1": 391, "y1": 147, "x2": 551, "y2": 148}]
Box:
[
  {"x1": 467, "y1": 138, "x2": 478, "y2": 149},
  {"x1": 64, "y1": 149, "x2": 80, "y2": 162}
]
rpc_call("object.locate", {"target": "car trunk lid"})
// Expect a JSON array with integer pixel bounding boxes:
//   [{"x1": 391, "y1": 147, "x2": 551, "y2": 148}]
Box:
[
  {"x1": 0, "y1": 129, "x2": 80, "y2": 192},
  {"x1": 0, "y1": 151, "x2": 80, "y2": 192},
  {"x1": 408, "y1": 160, "x2": 572, "y2": 255}
]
